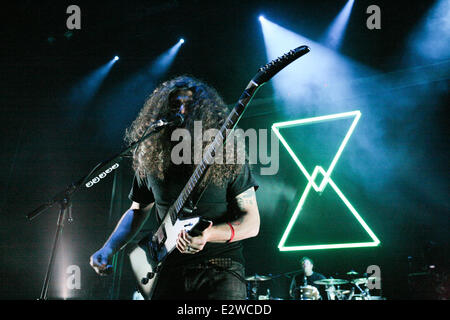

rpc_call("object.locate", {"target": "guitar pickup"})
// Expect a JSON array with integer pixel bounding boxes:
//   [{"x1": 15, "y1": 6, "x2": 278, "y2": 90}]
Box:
[
  {"x1": 149, "y1": 226, "x2": 168, "y2": 263},
  {"x1": 152, "y1": 224, "x2": 167, "y2": 250}
]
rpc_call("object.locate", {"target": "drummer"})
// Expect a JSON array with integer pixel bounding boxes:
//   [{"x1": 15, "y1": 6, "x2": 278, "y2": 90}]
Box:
[{"x1": 289, "y1": 257, "x2": 327, "y2": 300}]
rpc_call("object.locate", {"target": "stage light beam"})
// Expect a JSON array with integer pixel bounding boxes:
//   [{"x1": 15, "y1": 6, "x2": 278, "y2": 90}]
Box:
[
  {"x1": 66, "y1": 55, "x2": 119, "y2": 119},
  {"x1": 150, "y1": 39, "x2": 185, "y2": 77},
  {"x1": 322, "y1": 0, "x2": 355, "y2": 50},
  {"x1": 95, "y1": 39, "x2": 186, "y2": 144},
  {"x1": 258, "y1": 15, "x2": 374, "y2": 116},
  {"x1": 406, "y1": 0, "x2": 450, "y2": 63}
]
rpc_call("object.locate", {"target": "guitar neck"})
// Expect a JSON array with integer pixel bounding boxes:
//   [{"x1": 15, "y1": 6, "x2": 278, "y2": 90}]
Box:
[
  {"x1": 169, "y1": 80, "x2": 261, "y2": 224},
  {"x1": 167, "y1": 45, "x2": 311, "y2": 224}
]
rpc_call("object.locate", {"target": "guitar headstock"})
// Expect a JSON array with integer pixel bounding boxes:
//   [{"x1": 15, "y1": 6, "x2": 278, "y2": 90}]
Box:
[{"x1": 253, "y1": 45, "x2": 310, "y2": 85}]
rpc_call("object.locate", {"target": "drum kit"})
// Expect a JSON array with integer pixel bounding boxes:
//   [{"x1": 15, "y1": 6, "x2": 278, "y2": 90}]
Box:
[
  {"x1": 245, "y1": 274, "x2": 278, "y2": 300},
  {"x1": 245, "y1": 270, "x2": 383, "y2": 300}
]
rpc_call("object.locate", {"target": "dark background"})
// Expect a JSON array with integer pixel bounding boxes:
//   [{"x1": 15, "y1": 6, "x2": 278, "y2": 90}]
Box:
[{"x1": 1, "y1": 0, "x2": 448, "y2": 300}]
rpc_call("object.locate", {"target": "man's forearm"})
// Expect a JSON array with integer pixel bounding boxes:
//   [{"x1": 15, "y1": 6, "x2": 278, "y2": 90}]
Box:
[
  {"x1": 205, "y1": 187, "x2": 260, "y2": 243},
  {"x1": 206, "y1": 208, "x2": 260, "y2": 243},
  {"x1": 103, "y1": 209, "x2": 150, "y2": 253}
]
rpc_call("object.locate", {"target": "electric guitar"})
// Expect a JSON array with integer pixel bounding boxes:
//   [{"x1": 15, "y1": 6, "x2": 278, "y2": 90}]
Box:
[{"x1": 128, "y1": 45, "x2": 311, "y2": 299}]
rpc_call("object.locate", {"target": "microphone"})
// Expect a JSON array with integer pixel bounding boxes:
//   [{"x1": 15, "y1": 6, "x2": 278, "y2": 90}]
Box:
[
  {"x1": 149, "y1": 113, "x2": 185, "y2": 131},
  {"x1": 165, "y1": 112, "x2": 184, "y2": 127},
  {"x1": 133, "y1": 112, "x2": 185, "y2": 154}
]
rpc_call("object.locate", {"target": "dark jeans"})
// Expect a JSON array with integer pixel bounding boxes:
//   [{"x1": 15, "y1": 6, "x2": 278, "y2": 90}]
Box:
[{"x1": 151, "y1": 258, "x2": 247, "y2": 300}]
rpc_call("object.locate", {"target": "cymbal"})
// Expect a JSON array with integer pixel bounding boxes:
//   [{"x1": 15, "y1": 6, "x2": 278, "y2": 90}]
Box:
[
  {"x1": 346, "y1": 270, "x2": 359, "y2": 275},
  {"x1": 245, "y1": 274, "x2": 272, "y2": 281},
  {"x1": 314, "y1": 278, "x2": 349, "y2": 285},
  {"x1": 351, "y1": 277, "x2": 377, "y2": 285}
]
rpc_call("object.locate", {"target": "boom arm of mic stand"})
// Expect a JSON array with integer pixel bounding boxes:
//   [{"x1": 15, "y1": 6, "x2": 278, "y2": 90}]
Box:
[
  {"x1": 25, "y1": 119, "x2": 173, "y2": 221},
  {"x1": 27, "y1": 118, "x2": 177, "y2": 299}
]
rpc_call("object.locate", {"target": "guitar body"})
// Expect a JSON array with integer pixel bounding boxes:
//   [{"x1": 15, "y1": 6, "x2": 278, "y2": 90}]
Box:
[
  {"x1": 128, "y1": 239, "x2": 161, "y2": 299},
  {"x1": 129, "y1": 213, "x2": 210, "y2": 299}
]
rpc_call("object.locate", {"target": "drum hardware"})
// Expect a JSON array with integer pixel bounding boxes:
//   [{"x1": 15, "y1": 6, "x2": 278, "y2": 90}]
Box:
[
  {"x1": 257, "y1": 289, "x2": 284, "y2": 300},
  {"x1": 314, "y1": 278, "x2": 349, "y2": 286},
  {"x1": 313, "y1": 278, "x2": 349, "y2": 300},
  {"x1": 323, "y1": 285, "x2": 349, "y2": 300},
  {"x1": 335, "y1": 289, "x2": 350, "y2": 295},
  {"x1": 346, "y1": 270, "x2": 359, "y2": 275},
  {"x1": 298, "y1": 285, "x2": 320, "y2": 300},
  {"x1": 347, "y1": 287, "x2": 356, "y2": 300},
  {"x1": 245, "y1": 274, "x2": 272, "y2": 300},
  {"x1": 245, "y1": 274, "x2": 272, "y2": 281},
  {"x1": 325, "y1": 286, "x2": 337, "y2": 300},
  {"x1": 258, "y1": 288, "x2": 271, "y2": 300},
  {"x1": 333, "y1": 288, "x2": 351, "y2": 300},
  {"x1": 350, "y1": 294, "x2": 367, "y2": 300},
  {"x1": 349, "y1": 278, "x2": 372, "y2": 300},
  {"x1": 248, "y1": 268, "x2": 384, "y2": 301},
  {"x1": 351, "y1": 276, "x2": 377, "y2": 285}
]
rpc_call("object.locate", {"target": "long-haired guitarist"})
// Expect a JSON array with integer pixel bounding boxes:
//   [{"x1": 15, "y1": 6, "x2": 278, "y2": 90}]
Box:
[{"x1": 90, "y1": 75, "x2": 260, "y2": 299}]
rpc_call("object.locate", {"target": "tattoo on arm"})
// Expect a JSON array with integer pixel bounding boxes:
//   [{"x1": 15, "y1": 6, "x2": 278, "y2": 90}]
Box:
[
  {"x1": 235, "y1": 188, "x2": 255, "y2": 211},
  {"x1": 231, "y1": 215, "x2": 245, "y2": 226}
]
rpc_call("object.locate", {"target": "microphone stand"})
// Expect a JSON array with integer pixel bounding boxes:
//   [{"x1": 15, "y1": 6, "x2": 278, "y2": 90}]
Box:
[{"x1": 26, "y1": 114, "x2": 183, "y2": 300}]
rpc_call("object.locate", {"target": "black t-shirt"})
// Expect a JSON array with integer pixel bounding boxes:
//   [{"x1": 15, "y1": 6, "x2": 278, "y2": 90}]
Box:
[
  {"x1": 291, "y1": 272, "x2": 327, "y2": 299},
  {"x1": 128, "y1": 162, "x2": 258, "y2": 267}
]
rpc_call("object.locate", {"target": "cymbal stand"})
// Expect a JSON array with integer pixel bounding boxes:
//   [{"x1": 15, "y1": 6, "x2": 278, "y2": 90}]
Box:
[
  {"x1": 325, "y1": 285, "x2": 336, "y2": 300},
  {"x1": 355, "y1": 282, "x2": 371, "y2": 299},
  {"x1": 247, "y1": 280, "x2": 259, "y2": 300}
]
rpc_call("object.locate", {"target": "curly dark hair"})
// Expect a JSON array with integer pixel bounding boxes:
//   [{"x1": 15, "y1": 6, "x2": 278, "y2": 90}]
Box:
[{"x1": 124, "y1": 75, "x2": 245, "y2": 186}]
